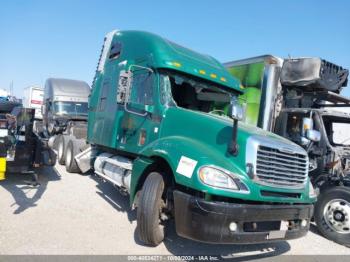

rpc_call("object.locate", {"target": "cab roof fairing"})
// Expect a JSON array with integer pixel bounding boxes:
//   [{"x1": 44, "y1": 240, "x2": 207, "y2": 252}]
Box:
[
  {"x1": 44, "y1": 78, "x2": 91, "y2": 101},
  {"x1": 104, "y1": 30, "x2": 242, "y2": 94}
]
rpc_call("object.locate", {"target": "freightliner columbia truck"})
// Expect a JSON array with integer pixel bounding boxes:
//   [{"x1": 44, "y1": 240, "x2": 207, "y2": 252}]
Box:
[
  {"x1": 66, "y1": 30, "x2": 315, "y2": 246},
  {"x1": 225, "y1": 56, "x2": 350, "y2": 246}
]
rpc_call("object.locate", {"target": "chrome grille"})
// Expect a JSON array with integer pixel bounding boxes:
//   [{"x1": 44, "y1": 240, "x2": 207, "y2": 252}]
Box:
[{"x1": 256, "y1": 145, "x2": 308, "y2": 188}]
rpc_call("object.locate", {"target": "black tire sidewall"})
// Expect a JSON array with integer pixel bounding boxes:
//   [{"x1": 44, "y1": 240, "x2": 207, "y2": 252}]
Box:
[
  {"x1": 137, "y1": 172, "x2": 165, "y2": 246},
  {"x1": 57, "y1": 135, "x2": 66, "y2": 165},
  {"x1": 315, "y1": 186, "x2": 350, "y2": 246},
  {"x1": 65, "y1": 139, "x2": 81, "y2": 173},
  {"x1": 65, "y1": 140, "x2": 74, "y2": 171}
]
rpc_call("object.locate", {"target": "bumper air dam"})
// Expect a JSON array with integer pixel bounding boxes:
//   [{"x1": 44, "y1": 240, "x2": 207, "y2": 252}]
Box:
[{"x1": 173, "y1": 190, "x2": 313, "y2": 244}]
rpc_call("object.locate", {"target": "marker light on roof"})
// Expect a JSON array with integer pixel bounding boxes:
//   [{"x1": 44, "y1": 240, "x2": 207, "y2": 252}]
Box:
[
  {"x1": 220, "y1": 77, "x2": 227, "y2": 82},
  {"x1": 172, "y1": 62, "x2": 182, "y2": 67},
  {"x1": 210, "y1": 73, "x2": 217, "y2": 79},
  {"x1": 199, "y1": 70, "x2": 206, "y2": 75}
]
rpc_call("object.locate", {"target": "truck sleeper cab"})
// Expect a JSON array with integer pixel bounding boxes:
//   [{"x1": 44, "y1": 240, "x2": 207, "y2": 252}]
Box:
[{"x1": 79, "y1": 31, "x2": 315, "y2": 246}]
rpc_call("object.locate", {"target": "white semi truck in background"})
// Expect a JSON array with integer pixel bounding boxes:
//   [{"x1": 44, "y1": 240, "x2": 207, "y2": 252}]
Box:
[
  {"x1": 21, "y1": 79, "x2": 90, "y2": 173},
  {"x1": 23, "y1": 86, "x2": 44, "y2": 120}
]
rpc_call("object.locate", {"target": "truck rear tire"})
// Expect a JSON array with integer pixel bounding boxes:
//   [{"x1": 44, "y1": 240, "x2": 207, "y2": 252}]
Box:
[
  {"x1": 137, "y1": 172, "x2": 166, "y2": 246},
  {"x1": 57, "y1": 135, "x2": 68, "y2": 165},
  {"x1": 65, "y1": 139, "x2": 83, "y2": 173},
  {"x1": 315, "y1": 186, "x2": 350, "y2": 247}
]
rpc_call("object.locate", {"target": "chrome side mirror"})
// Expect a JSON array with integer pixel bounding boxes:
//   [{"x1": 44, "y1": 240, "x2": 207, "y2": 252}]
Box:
[
  {"x1": 306, "y1": 129, "x2": 321, "y2": 142},
  {"x1": 229, "y1": 96, "x2": 244, "y2": 121}
]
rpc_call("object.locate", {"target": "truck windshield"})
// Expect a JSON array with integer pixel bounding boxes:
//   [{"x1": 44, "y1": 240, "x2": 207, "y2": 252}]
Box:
[
  {"x1": 160, "y1": 72, "x2": 235, "y2": 116},
  {"x1": 323, "y1": 116, "x2": 350, "y2": 146},
  {"x1": 54, "y1": 101, "x2": 88, "y2": 116}
]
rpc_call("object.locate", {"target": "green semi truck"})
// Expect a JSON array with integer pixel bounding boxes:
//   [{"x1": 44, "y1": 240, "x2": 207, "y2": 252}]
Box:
[
  {"x1": 69, "y1": 31, "x2": 315, "y2": 246},
  {"x1": 225, "y1": 55, "x2": 350, "y2": 246}
]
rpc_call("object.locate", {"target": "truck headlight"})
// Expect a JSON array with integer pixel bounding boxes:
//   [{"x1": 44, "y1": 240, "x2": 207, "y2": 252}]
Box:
[{"x1": 198, "y1": 166, "x2": 248, "y2": 192}]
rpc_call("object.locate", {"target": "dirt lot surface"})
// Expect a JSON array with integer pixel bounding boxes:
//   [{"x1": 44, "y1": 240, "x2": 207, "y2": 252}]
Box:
[{"x1": 1, "y1": 164, "x2": 349, "y2": 258}]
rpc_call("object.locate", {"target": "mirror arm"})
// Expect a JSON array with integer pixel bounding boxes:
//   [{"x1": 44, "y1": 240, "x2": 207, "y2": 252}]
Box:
[{"x1": 228, "y1": 118, "x2": 239, "y2": 156}]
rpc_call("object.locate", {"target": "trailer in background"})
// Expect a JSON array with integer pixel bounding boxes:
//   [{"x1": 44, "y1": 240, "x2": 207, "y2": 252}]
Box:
[{"x1": 23, "y1": 86, "x2": 44, "y2": 120}]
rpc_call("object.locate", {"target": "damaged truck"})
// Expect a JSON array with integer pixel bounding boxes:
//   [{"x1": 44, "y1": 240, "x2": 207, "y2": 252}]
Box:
[
  {"x1": 64, "y1": 30, "x2": 315, "y2": 246},
  {"x1": 226, "y1": 55, "x2": 350, "y2": 246}
]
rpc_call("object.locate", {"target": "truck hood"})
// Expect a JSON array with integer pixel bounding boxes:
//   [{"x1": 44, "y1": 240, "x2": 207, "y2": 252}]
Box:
[{"x1": 160, "y1": 107, "x2": 305, "y2": 176}]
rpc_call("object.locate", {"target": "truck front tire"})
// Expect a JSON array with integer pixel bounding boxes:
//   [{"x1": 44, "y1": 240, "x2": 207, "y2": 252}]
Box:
[
  {"x1": 57, "y1": 135, "x2": 68, "y2": 165},
  {"x1": 137, "y1": 172, "x2": 166, "y2": 246},
  {"x1": 315, "y1": 186, "x2": 350, "y2": 247},
  {"x1": 65, "y1": 139, "x2": 83, "y2": 173}
]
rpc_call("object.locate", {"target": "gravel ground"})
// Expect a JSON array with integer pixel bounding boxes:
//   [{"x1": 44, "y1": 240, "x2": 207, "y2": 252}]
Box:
[{"x1": 0, "y1": 164, "x2": 349, "y2": 258}]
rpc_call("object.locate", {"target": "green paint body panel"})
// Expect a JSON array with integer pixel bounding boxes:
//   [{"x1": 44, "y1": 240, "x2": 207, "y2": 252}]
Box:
[
  {"x1": 138, "y1": 107, "x2": 313, "y2": 204},
  {"x1": 88, "y1": 31, "x2": 314, "y2": 207}
]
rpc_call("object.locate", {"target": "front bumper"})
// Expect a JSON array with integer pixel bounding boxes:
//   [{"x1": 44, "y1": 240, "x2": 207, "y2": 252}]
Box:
[{"x1": 173, "y1": 190, "x2": 314, "y2": 244}]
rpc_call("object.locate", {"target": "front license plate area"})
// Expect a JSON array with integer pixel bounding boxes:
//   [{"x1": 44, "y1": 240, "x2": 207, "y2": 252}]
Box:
[
  {"x1": 267, "y1": 230, "x2": 286, "y2": 240},
  {"x1": 280, "y1": 220, "x2": 289, "y2": 230},
  {"x1": 266, "y1": 221, "x2": 289, "y2": 240}
]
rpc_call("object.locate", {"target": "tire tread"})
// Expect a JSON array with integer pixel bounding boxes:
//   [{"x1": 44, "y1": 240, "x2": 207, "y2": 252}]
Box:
[{"x1": 137, "y1": 172, "x2": 165, "y2": 246}]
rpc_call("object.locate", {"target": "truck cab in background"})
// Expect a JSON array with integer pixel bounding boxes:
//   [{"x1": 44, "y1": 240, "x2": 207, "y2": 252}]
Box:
[
  {"x1": 225, "y1": 56, "x2": 350, "y2": 246},
  {"x1": 42, "y1": 78, "x2": 90, "y2": 135},
  {"x1": 72, "y1": 30, "x2": 315, "y2": 246},
  {"x1": 40, "y1": 78, "x2": 90, "y2": 172}
]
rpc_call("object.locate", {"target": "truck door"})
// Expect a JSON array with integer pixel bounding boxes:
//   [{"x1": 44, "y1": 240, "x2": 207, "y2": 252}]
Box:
[{"x1": 116, "y1": 66, "x2": 161, "y2": 154}]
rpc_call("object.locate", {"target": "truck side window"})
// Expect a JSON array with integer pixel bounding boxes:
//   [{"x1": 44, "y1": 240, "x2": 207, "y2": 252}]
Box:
[
  {"x1": 159, "y1": 75, "x2": 174, "y2": 105},
  {"x1": 130, "y1": 72, "x2": 154, "y2": 105},
  {"x1": 109, "y1": 42, "x2": 122, "y2": 60}
]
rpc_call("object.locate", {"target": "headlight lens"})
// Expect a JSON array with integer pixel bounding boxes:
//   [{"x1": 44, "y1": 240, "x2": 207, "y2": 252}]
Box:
[
  {"x1": 309, "y1": 182, "x2": 317, "y2": 198},
  {"x1": 198, "y1": 166, "x2": 241, "y2": 190}
]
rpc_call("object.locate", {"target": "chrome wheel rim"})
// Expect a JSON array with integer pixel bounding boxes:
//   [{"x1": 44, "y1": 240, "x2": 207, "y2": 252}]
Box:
[{"x1": 323, "y1": 198, "x2": 350, "y2": 234}]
